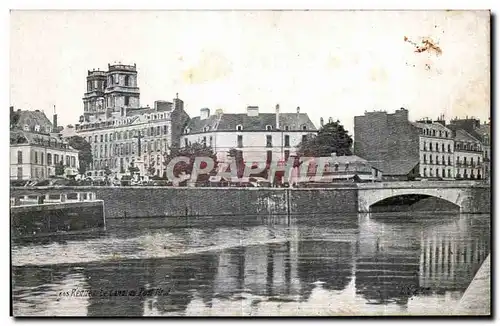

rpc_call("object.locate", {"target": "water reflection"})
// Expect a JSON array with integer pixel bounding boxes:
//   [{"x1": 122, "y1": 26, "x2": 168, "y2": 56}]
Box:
[{"x1": 12, "y1": 213, "x2": 490, "y2": 316}]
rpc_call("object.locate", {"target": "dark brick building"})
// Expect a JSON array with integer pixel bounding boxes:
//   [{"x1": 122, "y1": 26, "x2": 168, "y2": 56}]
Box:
[{"x1": 354, "y1": 108, "x2": 420, "y2": 180}]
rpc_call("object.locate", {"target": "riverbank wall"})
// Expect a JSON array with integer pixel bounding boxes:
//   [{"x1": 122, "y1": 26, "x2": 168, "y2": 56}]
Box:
[
  {"x1": 10, "y1": 186, "x2": 359, "y2": 219},
  {"x1": 454, "y1": 254, "x2": 491, "y2": 316},
  {"x1": 10, "y1": 182, "x2": 490, "y2": 219}
]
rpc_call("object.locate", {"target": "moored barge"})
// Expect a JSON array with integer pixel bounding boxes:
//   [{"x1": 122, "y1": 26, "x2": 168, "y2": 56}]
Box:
[{"x1": 10, "y1": 192, "x2": 106, "y2": 240}]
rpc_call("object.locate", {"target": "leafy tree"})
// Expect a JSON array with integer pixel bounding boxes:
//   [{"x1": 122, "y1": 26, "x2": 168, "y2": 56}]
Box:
[
  {"x1": 67, "y1": 136, "x2": 93, "y2": 174},
  {"x1": 164, "y1": 142, "x2": 218, "y2": 182},
  {"x1": 297, "y1": 120, "x2": 353, "y2": 157},
  {"x1": 55, "y1": 162, "x2": 66, "y2": 176}
]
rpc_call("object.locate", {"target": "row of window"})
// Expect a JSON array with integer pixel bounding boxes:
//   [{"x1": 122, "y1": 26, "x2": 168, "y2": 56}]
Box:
[
  {"x1": 17, "y1": 150, "x2": 76, "y2": 168},
  {"x1": 422, "y1": 141, "x2": 452, "y2": 153},
  {"x1": 422, "y1": 154, "x2": 453, "y2": 166},
  {"x1": 79, "y1": 113, "x2": 168, "y2": 130},
  {"x1": 185, "y1": 134, "x2": 307, "y2": 149},
  {"x1": 422, "y1": 154, "x2": 481, "y2": 166},
  {"x1": 94, "y1": 139, "x2": 168, "y2": 159},
  {"x1": 85, "y1": 74, "x2": 135, "y2": 92},
  {"x1": 422, "y1": 141, "x2": 484, "y2": 153},
  {"x1": 88, "y1": 125, "x2": 169, "y2": 144},
  {"x1": 419, "y1": 128, "x2": 450, "y2": 138},
  {"x1": 236, "y1": 125, "x2": 308, "y2": 132},
  {"x1": 28, "y1": 137, "x2": 68, "y2": 149},
  {"x1": 455, "y1": 141, "x2": 482, "y2": 152},
  {"x1": 456, "y1": 155, "x2": 482, "y2": 166},
  {"x1": 187, "y1": 124, "x2": 309, "y2": 134},
  {"x1": 23, "y1": 124, "x2": 49, "y2": 133},
  {"x1": 92, "y1": 153, "x2": 165, "y2": 172},
  {"x1": 421, "y1": 167, "x2": 482, "y2": 179},
  {"x1": 107, "y1": 74, "x2": 133, "y2": 87}
]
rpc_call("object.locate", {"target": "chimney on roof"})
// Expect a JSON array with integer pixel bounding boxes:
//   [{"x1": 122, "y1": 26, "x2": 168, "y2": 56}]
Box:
[
  {"x1": 52, "y1": 105, "x2": 58, "y2": 133},
  {"x1": 200, "y1": 108, "x2": 210, "y2": 120},
  {"x1": 247, "y1": 106, "x2": 259, "y2": 117},
  {"x1": 10, "y1": 106, "x2": 13, "y2": 114},
  {"x1": 320, "y1": 117, "x2": 324, "y2": 127},
  {"x1": 275, "y1": 104, "x2": 280, "y2": 130}
]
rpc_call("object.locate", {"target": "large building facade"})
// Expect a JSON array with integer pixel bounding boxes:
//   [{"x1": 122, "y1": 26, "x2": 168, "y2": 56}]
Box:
[
  {"x1": 447, "y1": 118, "x2": 490, "y2": 182},
  {"x1": 10, "y1": 108, "x2": 79, "y2": 180},
  {"x1": 354, "y1": 109, "x2": 487, "y2": 181},
  {"x1": 452, "y1": 129, "x2": 483, "y2": 180},
  {"x1": 180, "y1": 105, "x2": 318, "y2": 164},
  {"x1": 412, "y1": 120, "x2": 455, "y2": 180},
  {"x1": 75, "y1": 63, "x2": 189, "y2": 178}
]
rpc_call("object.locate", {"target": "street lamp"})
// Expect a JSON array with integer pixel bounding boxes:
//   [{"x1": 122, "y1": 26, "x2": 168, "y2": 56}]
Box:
[{"x1": 133, "y1": 130, "x2": 144, "y2": 179}]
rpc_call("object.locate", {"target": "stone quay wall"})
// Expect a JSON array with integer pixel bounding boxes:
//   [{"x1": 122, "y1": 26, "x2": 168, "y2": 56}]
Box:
[
  {"x1": 10, "y1": 186, "x2": 359, "y2": 219},
  {"x1": 10, "y1": 182, "x2": 489, "y2": 219}
]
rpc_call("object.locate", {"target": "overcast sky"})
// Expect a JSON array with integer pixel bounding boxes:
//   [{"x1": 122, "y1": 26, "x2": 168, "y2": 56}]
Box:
[{"x1": 10, "y1": 10, "x2": 490, "y2": 134}]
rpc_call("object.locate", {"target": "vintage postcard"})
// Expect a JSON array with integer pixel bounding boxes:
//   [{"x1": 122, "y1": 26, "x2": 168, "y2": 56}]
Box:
[{"x1": 9, "y1": 10, "x2": 491, "y2": 317}]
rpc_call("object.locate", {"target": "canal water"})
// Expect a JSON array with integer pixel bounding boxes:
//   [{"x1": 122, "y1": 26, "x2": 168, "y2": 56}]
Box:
[{"x1": 11, "y1": 213, "x2": 490, "y2": 316}]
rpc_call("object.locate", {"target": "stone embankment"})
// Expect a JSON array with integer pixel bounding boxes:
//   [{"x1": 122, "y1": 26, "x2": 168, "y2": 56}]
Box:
[{"x1": 454, "y1": 254, "x2": 491, "y2": 316}]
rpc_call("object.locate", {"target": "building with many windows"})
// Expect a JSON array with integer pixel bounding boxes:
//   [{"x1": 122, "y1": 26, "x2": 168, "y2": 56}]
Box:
[
  {"x1": 447, "y1": 117, "x2": 490, "y2": 182},
  {"x1": 10, "y1": 129, "x2": 79, "y2": 180},
  {"x1": 75, "y1": 63, "x2": 189, "y2": 178},
  {"x1": 354, "y1": 108, "x2": 488, "y2": 181},
  {"x1": 180, "y1": 105, "x2": 318, "y2": 164},
  {"x1": 452, "y1": 129, "x2": 483, "y2": 179},
  {"x1": 412, "y1": 119, "x2": 455, "y2": 180}
]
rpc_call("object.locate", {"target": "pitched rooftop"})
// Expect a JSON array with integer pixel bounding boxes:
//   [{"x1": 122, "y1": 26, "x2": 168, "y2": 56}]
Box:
[{"x1": 186, "y1": 108, "x2": 317, "y2": 134}]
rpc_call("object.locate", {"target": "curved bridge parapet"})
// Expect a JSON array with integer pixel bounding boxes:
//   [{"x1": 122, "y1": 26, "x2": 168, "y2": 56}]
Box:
[{"x1": 357, "y1": 181, "x2": 490, "y2": 214}]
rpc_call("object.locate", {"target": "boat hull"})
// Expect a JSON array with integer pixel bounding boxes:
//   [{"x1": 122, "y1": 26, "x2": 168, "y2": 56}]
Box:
[{"x1": 11, "y1": 201, "x2": 105, "y2": 240}]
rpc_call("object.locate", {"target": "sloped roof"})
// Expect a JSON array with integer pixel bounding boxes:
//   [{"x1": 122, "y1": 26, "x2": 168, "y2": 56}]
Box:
[
  {"x1": 454, "y1": 129, "x2": 481, "y2": 143},
  {"x1": 475, "y1": 124, "x2": 490, "y2": 136},
  {"x1": 10, "y1": 130, "x2": 77, "y2": 151},
  {"x1": 411, "y1": 121, "x2": 451, "y2": 132},
  {"x1": 12, "y1": 110, "x2": 53, "y2": 132},
  {"x1": 186, "y1": 112, "x2": 317, "y2": 133},
  {"x1": 368, "y1": 159, "x2": 419, "y2": 176},
  {"x1": 126, "y1": 106, "x2": 172, "y2": 117},
  {"x1": 447, "y1": 123, "x2": 483, "y2": 141}
]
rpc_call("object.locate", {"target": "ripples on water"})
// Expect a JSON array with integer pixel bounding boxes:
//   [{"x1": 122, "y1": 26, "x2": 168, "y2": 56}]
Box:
[{"x1": 11, "y1": 213, "x2": 490, "y2": 316}]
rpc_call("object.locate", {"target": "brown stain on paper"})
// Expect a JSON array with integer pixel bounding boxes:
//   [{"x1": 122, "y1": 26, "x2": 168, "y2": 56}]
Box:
[
  {"x1": 404, "y1": 36, "x2": 443, "y2": 56},
  {"x1": 182, "y1": 50, "x2": 233, "y2": 84}
]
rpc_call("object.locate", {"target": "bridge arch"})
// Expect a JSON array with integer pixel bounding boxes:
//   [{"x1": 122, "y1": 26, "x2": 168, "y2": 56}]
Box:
[{"x1": 358, "y1": 186, "x2": 468, "y2": 213}]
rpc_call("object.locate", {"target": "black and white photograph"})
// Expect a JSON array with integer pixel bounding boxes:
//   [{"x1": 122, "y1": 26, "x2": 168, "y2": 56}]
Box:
[{"x1": 8, "y1": 8, "x2": 491, "y2": 317}]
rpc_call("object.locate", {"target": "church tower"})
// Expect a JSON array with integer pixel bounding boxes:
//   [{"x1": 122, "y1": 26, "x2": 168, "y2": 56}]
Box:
[
  {"x1": 104, "y1": 63, "x2": 140, "y2": 112},
  {"x1": 82, "y1": 68, "x2": 107, "y2": 122}
]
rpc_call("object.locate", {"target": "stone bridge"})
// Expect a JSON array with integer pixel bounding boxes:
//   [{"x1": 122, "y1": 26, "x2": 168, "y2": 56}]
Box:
[{"x1": 357, "y1": 181, "x2": 490, "y2": 214}]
